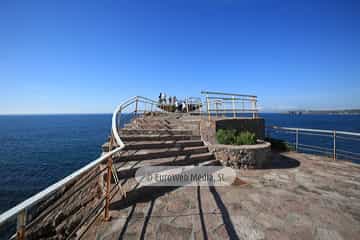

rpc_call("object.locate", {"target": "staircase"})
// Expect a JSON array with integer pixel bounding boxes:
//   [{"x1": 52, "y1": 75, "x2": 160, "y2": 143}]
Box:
[{"x1": 102, "y1": 113, "x2": 219, "y2": 197}]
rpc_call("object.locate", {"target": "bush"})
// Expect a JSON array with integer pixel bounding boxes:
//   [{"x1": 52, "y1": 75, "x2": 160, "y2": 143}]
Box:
[
  {"x1": 216, "y1": 129, "x2": 257, "y2": 145},
  {"x1": 265, "y1": 137, "x2": 293, "y2": 151}
]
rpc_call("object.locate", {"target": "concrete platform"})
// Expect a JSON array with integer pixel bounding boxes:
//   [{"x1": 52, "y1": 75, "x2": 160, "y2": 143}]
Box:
[{"x1": 84, "y1": 151, "x2": 360, "y2": 240}]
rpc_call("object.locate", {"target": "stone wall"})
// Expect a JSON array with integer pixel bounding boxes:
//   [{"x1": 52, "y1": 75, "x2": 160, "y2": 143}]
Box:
[
  {"x1": 200, "y1": 117, "x2": 270, "y2": 169},
  {"x1": 199, "y1": 118, "x2": 217, "y2": 144},
  {"x1": 209, "y1": 141, "x2": 271, "y2": 169},
  {"x1": 25, "y1": 165, "x2": 104, "y2": 239}
]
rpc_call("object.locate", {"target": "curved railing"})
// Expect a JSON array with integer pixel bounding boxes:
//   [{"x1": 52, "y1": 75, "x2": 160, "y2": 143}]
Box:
[
  {"x1": 266, "y1": 126, "x2": 360, "y2": 162},
  {"x1": 0, "y1": 96, "x2": 163, "y2": 240},
  {"x1": 111, "y1": 96, "x2": 163, "y2": 147}
]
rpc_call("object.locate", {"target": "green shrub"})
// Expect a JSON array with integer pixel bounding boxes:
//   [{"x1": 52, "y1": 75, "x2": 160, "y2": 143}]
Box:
[
  {"x1": 216, "y1": 129, "x2": 235, "y2": 145},
  {"x1": 265, "y1": 137, "x2": 293, "y2": 151},
  {"x1": 234, "y1": 131, "x2": 257, "y2": 145},
  {"x1": 216, "y1": 129, "x2": 257, "y2": 145}
]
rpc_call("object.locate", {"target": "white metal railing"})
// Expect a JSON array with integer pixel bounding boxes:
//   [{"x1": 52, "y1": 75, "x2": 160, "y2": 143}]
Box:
[
  {"x1": 185, "y1": 97, "x2": 202, "y2": 114},
  {"x1": 266, "y1": 126, "x2": 360, "y2": 161},
  {"x1": 112, "y1": 96, "x2": 162, "y2": 147},
  {"x1": 201, "y1": 91, "x2": 258, "y2": 119},
  {"x1": 0, "y1": 96, "x2": 163, "y2": 240}
]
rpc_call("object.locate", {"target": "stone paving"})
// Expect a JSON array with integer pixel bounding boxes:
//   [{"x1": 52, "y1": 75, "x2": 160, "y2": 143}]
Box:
[{"x1": 84, "y1": 151, "x2": 360, "y2": 240}]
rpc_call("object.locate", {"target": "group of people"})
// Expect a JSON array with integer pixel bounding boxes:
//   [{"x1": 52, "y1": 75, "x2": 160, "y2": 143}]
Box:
[{"x1": 158, "y1": 92, "x2": 187, "y2": 112}]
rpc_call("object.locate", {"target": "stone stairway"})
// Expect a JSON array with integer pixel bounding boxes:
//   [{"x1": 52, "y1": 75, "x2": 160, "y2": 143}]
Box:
[
  {"x1": 102, "y1": 113, "x2": 219, "y2": 194},
  {"x1": 88, "y1": 114, "x2": 225, "y2": 239},
  {"x1": 113, "y1": 114, "x2": 217, "y2": 178}
]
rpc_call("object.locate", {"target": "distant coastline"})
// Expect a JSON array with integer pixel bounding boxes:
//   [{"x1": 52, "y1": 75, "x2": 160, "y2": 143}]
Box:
[{"x1": 287, "y1": 109, "x2": 360, "y2": 115}]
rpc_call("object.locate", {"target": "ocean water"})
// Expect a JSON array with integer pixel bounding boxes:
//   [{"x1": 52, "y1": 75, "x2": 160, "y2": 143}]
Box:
[{"x1": 0, "y1": 113, "x2": 359, "y2": 213}]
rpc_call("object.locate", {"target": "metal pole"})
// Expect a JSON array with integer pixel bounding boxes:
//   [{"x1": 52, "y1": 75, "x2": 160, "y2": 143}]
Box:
[
  {"x1": 186, "y1": 98, "x2": 189, "y2": 113},
  {"x1": 252, "y1": 97, "x2": 256, "y2": 119},
  {"x1": 296, "y1": 129, "x2": 299, "y2": 152},
  {"x1": 16, "y1": 210, "x2": 26, "y2": 240},
  {"x1": 222, "y1": 103, "x2": 225, "y2": 117},
  {"x1": 198, "y1": 102, "x2": 201, "y2": 116},
  {"x1": 206, "y1": 95, "x2": 210, "y2": 120},
  {"x1": 104, "y1": 155, "x2": 113, "y2": 221},
  {"x1": 215, "y1": 102, "x2": 218, "y2": 117},
  {"x1": 265, "y1": 127, "x2": 267, "y2": 138},
  {"x1": 232, "y1": 96, "x2": 236, "y2": 118},
  {"x1": 135, "y1": 97, "x2": 138, "y2": 115},
  {"x1": 333, "y1": 130, "x2": 336, "y2": 160}
]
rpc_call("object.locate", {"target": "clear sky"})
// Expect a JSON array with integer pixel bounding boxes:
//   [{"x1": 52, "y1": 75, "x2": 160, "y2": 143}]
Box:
[{"x1": 1, "y1": 0, "x2": 359, "y2": 114}]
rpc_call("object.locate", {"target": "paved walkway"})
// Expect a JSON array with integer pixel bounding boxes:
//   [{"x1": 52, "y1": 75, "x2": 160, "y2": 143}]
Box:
[{"x1": 86, "y1": 151, "x2": 360, "y2": 240}]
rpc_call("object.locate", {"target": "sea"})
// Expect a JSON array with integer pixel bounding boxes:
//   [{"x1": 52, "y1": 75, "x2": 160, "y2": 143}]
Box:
[{"x1": 0, "y1": 113, "x2": 359, "y2": 214}]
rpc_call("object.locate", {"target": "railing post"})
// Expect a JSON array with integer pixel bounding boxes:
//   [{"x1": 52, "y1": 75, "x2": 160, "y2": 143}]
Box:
[
  {"x1": 252, "y1": 97, "x2": 257, "y2": 119},
  {"x1": 295, "y1": 128, "x2": 299, "y2": 152},
  {"x1": 104, "y1": 155, "x2": 112, "y2": 221},
  {"x1": 16, "y1": 210, "x2": 26, "y2": 240},
  {"x1": 198, "y1": 102, "x2": 201, "y2": 116},
  {"x1": 206, "y1": 95, "x2": 210, "y2": 120},
  {"x1": 222, "y1": 102, "x2": 225, "y2": 117},
  {"x1": 135, "y1": 97, "x2": 138, "y2": 115},
  {"x1": 265, "y1": 127, "x2": 268, "y2": 138},
  {"x1": 333, "y1": 130, "x2": 336, "y2": 160},
  {"x1": 186, "y1": 98, "x2": 189, "y2": 113},
  {"x1": 232, "y1": 96, "x2": 236, "y2": 118},
  {"x1": 215, "y1": 102, "x2": 218, "y2": 117}
]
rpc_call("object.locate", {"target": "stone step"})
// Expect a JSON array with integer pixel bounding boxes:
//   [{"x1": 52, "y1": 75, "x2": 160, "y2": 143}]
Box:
[
  {"x1": 120, "y1": 129, "x2": 193, "y2": 136},
  {"x1": 124, "y1": 123, "x2": 187, "y2": 130},
  {"x1": 102, "y1": 139, "x2": 204, "y2": 152},
  {"x1": 112, "y1": 152, "x2": 217, "y2": 180},
  {"x1": 124, "y1": 140, "x2": 204, "y2": 150},
  {"x1": 121, "y1": 134, "x2": 201, "y2": 142},
  {"x1": 114, "y1": 146, "x2": 210, "y2": 162}
]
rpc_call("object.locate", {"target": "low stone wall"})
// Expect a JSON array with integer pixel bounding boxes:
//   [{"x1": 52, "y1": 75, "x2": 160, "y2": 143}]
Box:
[
  {"x1": 200, "y1": 118, "x2": 217, "y2": 144},
  {"x1": 209, "y1": 141, "x2": 271, "y2": 169},
  {"x1": 199, "y1": 117, "x2": 270, "y2": 169},
  {"x1": 24, "y1": 165, "x2": 104, "y2": 239}
]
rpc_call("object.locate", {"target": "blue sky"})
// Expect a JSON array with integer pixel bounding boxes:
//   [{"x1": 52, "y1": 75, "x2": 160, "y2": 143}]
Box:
[{"x1": 0, "y1": 0, "x2": 359, "y2": 114}]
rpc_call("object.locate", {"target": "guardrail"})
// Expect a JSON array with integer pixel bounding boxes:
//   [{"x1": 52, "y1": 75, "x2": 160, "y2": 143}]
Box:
[
  {"x1": 266, "y1": 126, "x2": 360, "y2": 162},
  {"x1": 0, "y1": 96, "x2": 163, "y2": 240},
  {"x1": 185, "y1": 97, "x2": 202, "y2": 114},
  {"x1": 201, "y1": 91, "x2": 258, "y2": 119}
]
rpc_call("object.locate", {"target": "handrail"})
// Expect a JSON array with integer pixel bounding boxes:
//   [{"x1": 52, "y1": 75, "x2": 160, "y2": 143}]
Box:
[
  {"x1": 201, "y1": 90, "x2": 257, "y2": 98},
  {"x1": 270, "y1": 126, "x2": 360, "y2": 137},
  {"x1": 0, "y1": 95, "x2": 163, "y2": 239},
  {"x1": 201, "y1": 91, "x2": 258, "y2": 119},
  {"x1": 266, "y1": 125, "x2": 360, "y2": 161},
  {"x1": 0, "y1": 146, "x2": 124, "y2": 225},
  {"x1": 112, "y1": 96, "x2": 163, "y2": 147}
]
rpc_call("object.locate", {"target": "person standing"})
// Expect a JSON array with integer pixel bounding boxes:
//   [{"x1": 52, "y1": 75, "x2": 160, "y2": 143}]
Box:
[
  {"x1": 163, "y1": 93, "x2": 167, "y2": 104},
  {"x1": 181, "y1": 101, "x2": 186, "y2": 112},
  {"x1": 175, "y1": 100, "x2": 179, "y2": 111}
]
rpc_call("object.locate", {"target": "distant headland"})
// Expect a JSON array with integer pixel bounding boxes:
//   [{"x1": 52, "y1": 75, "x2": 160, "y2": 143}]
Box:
[{"x1": 288, "y1": 109, "x2": 360, "y2": 115}]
